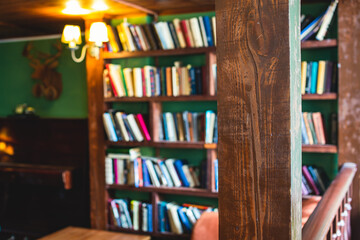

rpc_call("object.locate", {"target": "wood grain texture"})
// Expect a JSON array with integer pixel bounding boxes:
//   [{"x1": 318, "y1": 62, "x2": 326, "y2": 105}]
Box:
[
  {"x1": 338, "y1": 0, "x2": 360, "y2": 238},
  {"x1": 216, "y1": 0, "x2": 301, "y2": 239},
  {"x1": 86, "y1": 19, "x2": 107, "y2": 229},
  {"x1": 39, "y1": 226, "x2": 150, "y2": 240}
]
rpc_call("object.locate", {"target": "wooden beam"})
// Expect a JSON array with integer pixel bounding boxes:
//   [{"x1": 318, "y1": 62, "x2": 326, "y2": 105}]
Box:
[
  {"x1": 338, "y1": 0, "x2": 360, "y2": 238},
  {"x1": 85, "y1": 18, "x2": 107, "y2": 229},
  {"x1": 216, "y1": 0, "x2": 301, "y2": 239}
]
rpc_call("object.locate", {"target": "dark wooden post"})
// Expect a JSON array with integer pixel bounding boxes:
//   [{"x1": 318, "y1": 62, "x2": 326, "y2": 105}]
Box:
[
  {"x1": 216, "y1": 0, "x2": 302, "y2": 239},
  {"x1": 338, "y1": 0, "x2": 360, "y2": 238},
  {"x1": 85, "y1": 18, "x2": 107, "y2": 229}
]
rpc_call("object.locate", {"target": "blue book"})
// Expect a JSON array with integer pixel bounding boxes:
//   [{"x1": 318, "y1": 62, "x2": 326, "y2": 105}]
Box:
[
  {"x1": 214, "y1": 159, "x2": 218, "y2": 192},
  {"x1": 174, "y1": 160, "x2": 190, "y2": 187},
  {"x1": 300, "y1": 13, "x2": 324, "y2": 40},
  {"x1": 133, "y1": 158, "x2": 139, "y2": 188},
  {"x1": 189, "y1": 67, "x2": 197, "y2": 94},
  {"x1": 173, "y1": 112, "x2": 179, "y2": 141},
  {"x1": 195, "y1": 67, "x2": 203, "y2": 94},
  {"x1": 162, "y1": 113, "x2": 169, "y2": 140},
  {"x1": 203, "y1": 16, "x2": 214, "y2": 46},
  {"x1": 182, "y1": 111, "x2": 190, "y2": 142},
  {"x1": 156, "y1": 67, "x2": 161, "y2": 96},
  {"x1": 147, "y1": 204, "x2": 153, "y2": 232},
  {"x1": 308, "y1": 166, "x2": 324, "y2": 194},
  {"x1": 301, "y1": 114, "x2": 309, "y2": 144},
  {"x1": 213, "y1": 116, "x2": 218, "y2": 143},
  {"x1": 103, "y1": 113, "x2": 118, "y2": 142},
  {"x1": 158, "y1": 202, "x2": 165, "y2": 232},
  {"x1": 164, "y1": 204, "x2": 171, "y2": 232},
  {"x1": 158, "y1": 161, "x2": 174, "y2": 187},
  {"x1": 121, "y1": 114, "x2": 134, "y2": 141},
  {"x1": 310, "y1": 61, "x2": 318, "y2": 94},
  {"x1": 305, "y1": 62, "x2": 312, "y2": 94},
  {"x1": 142, "y1": 159, "x2": 151, "y2": 187},
  {"x1": 177, "y1": 207, "x2": 193, "y2": 232},
  {"x1": 205, "y1": 110, "x2": 214, "y2": 143}
]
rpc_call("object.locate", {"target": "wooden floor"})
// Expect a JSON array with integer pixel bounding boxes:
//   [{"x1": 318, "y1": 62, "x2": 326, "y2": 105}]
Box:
[{"x1": 38, "y1": 227, "x2": 151, "y2": 240}]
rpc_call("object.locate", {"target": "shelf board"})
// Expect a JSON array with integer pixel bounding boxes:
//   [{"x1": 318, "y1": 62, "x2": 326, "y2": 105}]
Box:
[
  {"x1": 302, "y1": 93, "x2": 337, "y2": 100},
  {"x1": 107, "y1": 185, "x2": 218, "y2": 198},
  {"x1": 302, "y1": 144, "x2": 337, "y2": 153},
  {"x1": 103, "y1": 46, "x2": 216, "y2": 59},
  {"x1": 106, "y1": 141, "x2": 217, "y2": 149},
  {"x1": 301, "y1": 39, "x2": 337, "y2": 49},
  {"x1": 104, "y1": 95, "x2": 217, "y2": 103},
  {"x1": 108, "y1": 226, "x2": 190, "y2": 239}
]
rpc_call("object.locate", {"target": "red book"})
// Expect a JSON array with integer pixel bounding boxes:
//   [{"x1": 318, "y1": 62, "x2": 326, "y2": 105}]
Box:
[
  {"x1": 302, "y1": 166, "x2": 320, "y2": 195},
  {"x1": 180, "y1": 20, "x2": 192, "y2": 47},
  {"x1": 137, "y1": 158, "x2": 143, "y2": 187},
  {"x1": 136, "y1": 113, "x2": 151, "y2": 141},
  {"x1": 105, "y1": 64, "x2": 118, "y2": 97}
]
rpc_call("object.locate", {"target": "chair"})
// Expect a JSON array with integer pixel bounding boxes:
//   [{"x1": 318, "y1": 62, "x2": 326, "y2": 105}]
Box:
[{"x1": 191, "y1": 212, "x2": 219, "y2": 240}]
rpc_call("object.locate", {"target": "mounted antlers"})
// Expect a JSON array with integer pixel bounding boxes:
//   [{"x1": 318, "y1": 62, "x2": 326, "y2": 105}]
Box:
[{"x1": 22, "y1": 41, "x2": 63, "y2": 100}]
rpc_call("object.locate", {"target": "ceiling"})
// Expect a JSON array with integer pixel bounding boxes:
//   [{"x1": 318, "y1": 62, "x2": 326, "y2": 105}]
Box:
[{"x1": 0, "y1": 0, "x2": 215, "y2": 40}]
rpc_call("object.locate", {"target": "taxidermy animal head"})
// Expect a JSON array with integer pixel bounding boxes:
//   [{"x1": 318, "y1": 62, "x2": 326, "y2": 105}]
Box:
[{"x1": 22, "y1": 41, "x2": 63, "y2": 100}]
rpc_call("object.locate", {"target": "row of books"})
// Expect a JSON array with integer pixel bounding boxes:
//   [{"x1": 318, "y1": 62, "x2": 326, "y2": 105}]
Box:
[
  {"x1": 301, "y1": 112, "x2": 327, "y2": 145},
  {"x1": 105, "y1": 16, "x2": 216, "y2": 53},
  {"x1": 300, "y1": 61, "x2": 337, "y2": 95},
  {"x1": 105, "y1": 152, "x2": 202, "y2": 189},
  {"x1": 159, "y1": 111, "x2": 217, "y2": 143},
  {"x1": 104, "y1": 62, "x2": 208, "y2": 98},
  {"x1": 302, "y1": 165, "x2": 329, "y2": 196},
  {"x1": 103, "y1": 111, "x2": 150, "y2": 142},
  {"x1": 109, "y1": 198, "x2": 217, "y2": 234},
  {"x1": 301, "y1": 0, "x2": 338, "y2": 41}
]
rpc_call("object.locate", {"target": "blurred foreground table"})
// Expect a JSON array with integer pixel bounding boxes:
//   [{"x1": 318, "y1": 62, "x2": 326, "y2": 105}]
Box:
[{"x1": 39, "y1": 226, "x2": 151, "y2": 240}]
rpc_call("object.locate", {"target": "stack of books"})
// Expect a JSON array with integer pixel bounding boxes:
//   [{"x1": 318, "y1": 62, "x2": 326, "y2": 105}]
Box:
[
  {"x1": 302, "y1": 165, "x2": 329, "y2": 196},
  {"x1": 105, "y1": 153, "x2": 202, "y2": 189},
  {"x1": 103, "y1": 111, "x2": 151, "y2": 142},
  {"x1": 301, "y1": 112, "x2": 327, "y2": 145},
  {"x1": 105, "y1": 15, "x2": 216, "y2": 52},
  {"x1": 159, "y1": 110, "x2": 217, "y2": 143},
  {"x1": 103, "y1": 62, "x2": 205, "y2": 98},
  {"x1": 301, "y1": 0, "x2": 338, "y2": 41},
  {"x1": 109, "y1": 198, "x2": 153, "y2": 232},
  {"x1": 301, "y1": 61, "x2": 337, "y2": 95},
  {"x1": 157, "y1": 202, "x2": 217, "y2": 234}
]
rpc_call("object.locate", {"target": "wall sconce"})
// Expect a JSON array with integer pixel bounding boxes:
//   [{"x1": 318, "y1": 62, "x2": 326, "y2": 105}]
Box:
[{"x1": 61, "y1": 22, "x2": 109, "y2": 63}]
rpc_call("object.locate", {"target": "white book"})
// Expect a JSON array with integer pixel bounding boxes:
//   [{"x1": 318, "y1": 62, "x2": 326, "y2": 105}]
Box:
[
  {"x1": 122, "y1": 68, "x2": 134, "y2": 97},
  {"x1": 118, "y1": 199, "x2": 133, "y2": 229},
  {"x1": 145, "y1": 159, "x2": 161, "y2": 187},
  {"x1": 185, "y1": 19, "x2": 195, "y2": 47},
  {"x1": 198, "y1": 17, "x2": 208, "y2": 47},
  {"x1": 165, "y1": 159, "x2": 182, "y2": 187},
  {"x1": 316, "y1": 0, "x2": 339, "y2": 41},
  {"x1": 154, "y1": 163, "x2": 168, "y2": 186},
  {"x1": 133, "y1": 68, "x2": 143, "y2": 97},
  {"x1": 161, "y1": 22, "x2": 175, "y2": 49},
  {"x1": 122, "y1": 22, "x2": 136, "y2": 52},
  {"x1": 158, "y1": 160, "x2": 174, "y2": 187},
  {"x1": 116, "y1": 159, "x2": 125, "y2": 184},
  {"x1": 182, "y1": 165, "x2": 195, "y2": 188},
  {"x1": 212, "y1": 17, "x2": 216, "y2": 46},
  {"x1": 107, "y1": 153, "x2": 130, "y2": 159},
  {"x1": 154, "y1": 22, "x2": 168, "y2": 49},
  {"x1": 173, "y1": 18, "x2": 187, "y2": 48},
  {"x1": 186, "y1": 207, "x2": 197, "y2": 225},
  {"x1": 135, "y1": 25, "x2": 149, "y2": 51},
  {"x1": 205, "y1": 111, "x2": 216, "y2": 143},
  {"x1": 165, "y1": 112, "x2": 177, "y2": 141},
  {"x1": 144, "y1": 65, "x2": 152, "y2": 97},
  {"x1": 142, "y1": 203, "x2": 148, "y2": 232},
  {"x1": 126, "y1": 114, "x2": 144, "y2": 142},
  {"x1": 131, "y1": 200, "x2": 140, "y2": 230},
  {"x1": 167, "y1": 203, "x2": 183, "y2": 234},
  {"x1": 192, "y1": 207, "x2": 202, "y2": 220},
  {"x1": 103, "y1": 113, "x2": 117, "y2": 141},
  {"x1": 108, "y1": 64, "x2": 125, "y2": 97},
  {"x1": 115, "y1": 200, "x2": 129, "y2": 228},
  {"x1": 189, "y1": 18, "x2": 204, "y2": 48},
  {"x1": 115, "y1": 112, "x2": 130, "y2": 141},
  {"x1": 105, "y1": 157, "x2": 114, "y2": 184},
  {"x1": 154, "y1": 67, "x2": 161, "y2": 96},
  {"x1": 171, "y1": 66, "x2": 180, "y2": 97}
]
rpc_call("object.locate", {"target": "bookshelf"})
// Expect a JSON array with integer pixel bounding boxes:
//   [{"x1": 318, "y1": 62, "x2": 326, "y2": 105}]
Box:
[{"x1": 86, "y1": 11, "x2": 219, "y2": 239}]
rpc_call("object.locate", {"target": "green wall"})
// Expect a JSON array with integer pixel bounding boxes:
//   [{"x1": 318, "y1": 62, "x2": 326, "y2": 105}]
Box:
[{"x1": 0, "y1": 37, "x2": 88, "y2": 118}]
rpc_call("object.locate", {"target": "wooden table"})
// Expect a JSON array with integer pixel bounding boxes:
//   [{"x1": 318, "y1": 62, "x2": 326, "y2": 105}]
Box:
[{"x1": 39, "y1": 227, "x2": 151, "y2": 240}]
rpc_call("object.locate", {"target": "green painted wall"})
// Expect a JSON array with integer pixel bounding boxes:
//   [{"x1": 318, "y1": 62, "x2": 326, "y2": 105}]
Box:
[{"x1": 0, "y1": 37, "x2": 88, "y2": 118}]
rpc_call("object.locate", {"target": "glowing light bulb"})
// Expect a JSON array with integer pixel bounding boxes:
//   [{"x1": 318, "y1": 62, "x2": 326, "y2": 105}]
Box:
[
  {"x1": 62, "y1": 0, "x2": 91, "y2": 15},
  {"x1": 92, "y1": 0, "x2": 108, "y2": 11}
]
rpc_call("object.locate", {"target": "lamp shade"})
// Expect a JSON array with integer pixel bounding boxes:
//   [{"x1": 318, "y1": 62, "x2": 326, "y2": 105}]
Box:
[
  {"x1": 89, "y1": 22, "x2": 109, "y2": 47},
  {"x1": 61, "y1": 25, "x2": 82, "y2": 49}
]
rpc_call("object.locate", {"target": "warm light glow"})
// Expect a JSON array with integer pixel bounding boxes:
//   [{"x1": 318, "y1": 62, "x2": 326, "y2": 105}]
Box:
[
  {"x1": 61, "y1": 25, "x2": 82, "y2": 49},
  {"x1": 62, "y1": 0, "x2": 91, "y2": 15},
  {"x1": 92, "y1": 0, "x2": 108, "y2": 11},
  {"x1": 89, "y1": 22, "x2": 109, "y2": 47},
  {"x1": 0, "y1": 141, "x2": 6, "y2": 151}
]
